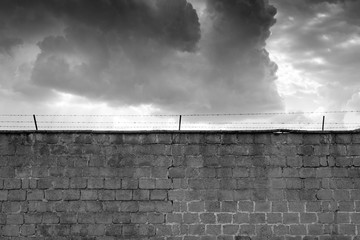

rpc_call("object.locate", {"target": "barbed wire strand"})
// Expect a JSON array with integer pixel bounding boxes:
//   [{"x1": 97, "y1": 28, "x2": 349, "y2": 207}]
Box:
[{"x1": 1, "y1": 110, "x2": 360, "y2": 117}]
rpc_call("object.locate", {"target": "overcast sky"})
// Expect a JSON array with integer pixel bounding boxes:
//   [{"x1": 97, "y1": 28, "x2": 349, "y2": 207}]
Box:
[{"x1": 1, "y1": 0, "x2": 360, "y2": 127}]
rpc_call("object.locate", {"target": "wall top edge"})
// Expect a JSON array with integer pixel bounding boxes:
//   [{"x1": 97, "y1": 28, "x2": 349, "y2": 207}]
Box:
[{"x1": 0, "y1": 129, "x2": 360, "y2": 134}]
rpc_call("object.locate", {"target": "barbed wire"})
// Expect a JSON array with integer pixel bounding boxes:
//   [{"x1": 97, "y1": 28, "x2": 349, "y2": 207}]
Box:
[
  {"x1": 1, "y1": 110, "x2": 360, "y2": 117},
  {"x1": 1, "y1": 111, "x2": 360, "y2": 131}
]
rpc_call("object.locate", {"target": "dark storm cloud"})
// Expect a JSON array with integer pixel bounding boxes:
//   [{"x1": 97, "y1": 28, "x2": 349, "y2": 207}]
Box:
[
  {"x1": 198, "y1": 0, "x2": 281, "y2": 111},
  {"x1": 0, "y1": 0, "x2": 283, "y2": 113}
]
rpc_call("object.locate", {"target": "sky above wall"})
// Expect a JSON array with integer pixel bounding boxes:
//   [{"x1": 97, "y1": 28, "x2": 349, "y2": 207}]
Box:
[{"x1": 0, "y1": 0, "x2": 360, "y2": 128}]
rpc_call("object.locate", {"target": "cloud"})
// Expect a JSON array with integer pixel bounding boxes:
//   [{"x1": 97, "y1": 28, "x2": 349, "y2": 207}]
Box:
[
  {"x1": 1, "y1": 0, "x2": 283, "y2": 114},
  {"x1": 0, "y1": 37, "x2": 23, "y2": 55},
  {"x1": 269, "y1": 0, "x2": 360, "y2": 111}
]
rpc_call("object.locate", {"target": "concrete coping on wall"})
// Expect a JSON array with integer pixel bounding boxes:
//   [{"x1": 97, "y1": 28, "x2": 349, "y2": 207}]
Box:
[{"x1": 1, "y1": 129, "x2": 360, "y2": 134}]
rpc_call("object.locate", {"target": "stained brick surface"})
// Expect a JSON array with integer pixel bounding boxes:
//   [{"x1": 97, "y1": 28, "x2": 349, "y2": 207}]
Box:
[{"x1": 1, "y1": 131, "x2": 360, "y2": 239}]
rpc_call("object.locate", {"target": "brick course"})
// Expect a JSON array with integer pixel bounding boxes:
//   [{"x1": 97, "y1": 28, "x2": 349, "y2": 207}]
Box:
[{"x1": 1, "y1": 131, "x2": 360, "y2": 239}]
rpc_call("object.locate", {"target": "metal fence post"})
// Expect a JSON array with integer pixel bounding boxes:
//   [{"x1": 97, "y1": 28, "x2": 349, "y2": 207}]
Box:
[
  {"x1": 178, "y1": 115, "x2": 182, "y2": 131},
  {"x1": 33, "y1": 114, "x2": 38, "y2": 131}
]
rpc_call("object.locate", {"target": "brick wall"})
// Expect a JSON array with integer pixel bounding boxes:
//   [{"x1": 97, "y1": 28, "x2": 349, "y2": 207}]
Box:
[{"x1": 1, "y1": 131, "x2": 360, "y2": 240}]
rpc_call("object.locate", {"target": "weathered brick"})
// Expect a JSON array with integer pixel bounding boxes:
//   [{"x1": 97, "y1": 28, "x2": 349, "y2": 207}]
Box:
[
  {"x1": 156, "y1": 225, "x2": 173, "y2": 236},
  {"x1": 151, "y1": 167, "x2": 168, "y2": 178},
  {"x1": 93, "y1": 212, "x2": 112, "y2": 224},
  {"x1": 316, "y1": 168, "x2": 332, "y2": 178},
  {"x1": 272, "y1": 201, "x2": 288, "y2": 212},
  {"x1": 221, "y1": 201, "x2": 237, "y2": 212},
  {"x1": 308, "y1": 224, "x2": 324, "y2": 235},
  {"x1": 166, "y1": 212, "x2": 182, "y2": 224},
  {"x1": 8, "y1": 190, "x2": 26, "y2": 200},
  {"x1": 330, "y1": 145, "x2": 347, "y2": 156},
  {"x1": 283, "y1": 168, "x2": 300, "y2": 178},
  {"x1": 347, "y1": 145, "x2": 360, "y2": 155},
  {"x1": 267, "y1": 189, "x2": 284, "y2": 200},
  {"x1": 148, "y1": 212, "x2": 164, "y2": 224},
  {"x1": 98, "y1": 190, "x2": 115, "y2": 200},
  {"x1": 351, "y1": 213, "x2": 360, "y2": 223},
  {"x1": 37, "y1": 178, "x2": 53, "y2": 189},
  {"x1": 24, "y1": 213, "x2": 42, "y2": 224},
  {"x1": 273, "y1": 224, "x2": 289, "y2": 236},
  {"x1": 87, "y1": 178, "x2": 104, "y2": 189},
  {"x1": 2, "y1": 225, "x2": 20, "y2": 236},
  {"x1": 217, "y1": 213, "x2": 232, "y2": 223},
  {"x1": 283, "y1": 213, "x2": 299, "y2": 224},
  {"x1": 285, "y1": 190, "x2": 300, "y2": 201},
  {"x1": 332, "y1": 168, "x2": 348, "y2": 177},
  {"x1": 351, "y1": 190, "x2": 360, "y2": 200},
  {"x1": 334, "y1": 189, "x2": 350, "y2": 201},
  {"x1": 112, "y1": 212, "x2": 130, "y2": 223},
  {"x1": 80, "y1": 190, "x2": 98, "y2": 200},
  {"x1": 70, "y1": 177, "x2": 87, "y2": 188},
  {"x1": 20, "y1": 224, "x2": 36, "y2": 236},
  {"x1": 205, "y1": 224, "x2": 221, "y2": 235},
  {"x1": 314, "y1": 145, "x2": 330, "y2": 156},
  {"x1": 27, "y1": 190, "x2": 44, "y2": 200},
  {"x1": 318, "y1": 212, "x2": 334, "y2": 223},
  {"x1": 232, "y1": 167, "x2": 249, "y2": 178},
  {"x1": 52, "y1": 177, "x2": 70, "y2": 188},
  {"x1": 250, "y1": 213, "x2": 266, "y2": 223},
  {"x1": 288, "y1": 202, "x2": 305, "y2": 212},
  {"x1": 267, "y1": 213, "x2": 282, "y2": 224},
  {"x1": 236, "y1": 201, "x2": 252, "y2": 212},
  {"x1": 316, "y1": 189, "x2": 333, "y2": 200},
  {"x1": 338, "y1": 224, "x2": 356, "y2": 235},
  {"x1": 63, "y1": 189, "x2": 80, "y2": 200},
  {"x1": 7, "y1": 214, "x2": 24, "y2": 224},
  {"x1": 304, "y1": 178, "x2": 321, "y2": 189},
  {"x1": 255, "y1": 201, "x2": 271, "y2": 212},
  {"x1": 87, "y1": 224, "x2": 106, "y2": 236},
  {"x1": 156, "y1": 179, "x2": 172, "y2": 189},
  {"x1": 104, "y1": 178, "x2": 121, "y2": 189},
  {"x1": 286, "y1": 178, "x2": 302, "y2": 189},
  {"x1": 176, "y1": 213, "x2": 197, "y2": 224},
  {"x1": 335, "y1": 157, "x2": 353, "y2": 167},
  {"x1": 299, "y1": 168, "x2": 316, "y2": 178},
  {"x1": 3, "y1": 179, "x2": 21, "y2": 189},
  {"x1": 238, "y1": 224, "x2": 255, "y2": 235},
  {"x1": 0, "y1": 190, "x2": 8, "y2": 201},
  {"x1": 42, "y1": 213, "x2": 59, "y2": 224},
  {"x1": 338, "y1": 201, "x2": 355, "y2": 212},
  {"x1": 154, "y1": 201, "x2": 173, "y2": 212},
  {"x1": 303, "y1": 134, "x2": 320, "y2": 144},
  {"x1": 121, "y1": 178, "x2": 138, "y2": 189},
  {"x1": 222, "y1": 224, "x2": 239, "y2": 235},
  {"x1": 139, "y1": 179, "x2": 156, "y2": 189},
  {"x1": 270, "y1": 179, "x2": 286, "y2": 189},
  {"x1": 331, "y1": 178, "x2": 353, "y2": 189},
  {"x1": 289, "y1": 225, "x2": 306, "y2": 235},
  {"x1": 299, "y1": 145, "x2": 314, "y2": 156},
  {"x1": 150, "y1": 190, "x2": 167, "y2": 200},
  {"x1": 115, "y1": 190, "x2": 132, "y2": 200},
  {"x1": 299, "y1": 190, "x2": 317, "y2": 201},
  {"x1": 188, "y1": 201, "x2": 205, "y2": 212},
  {"x1": 300, "y1": 212, "x2": 317, "y2": 223},
  {"x1": 204, "y1": 201, "x2": 221, "y2": 212},
  {"x1": 337, "y1": 212, "x2": 350, "y2": 223}
]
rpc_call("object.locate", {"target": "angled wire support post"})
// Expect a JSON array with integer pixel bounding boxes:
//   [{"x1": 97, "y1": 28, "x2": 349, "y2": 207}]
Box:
[
  {"x1": 178, "y1": 115, "x2": 182, "y2": 131},
  {"x1": 33, "y1": 114, "x2": 38, "y2": 131},
  {"x1": 322, "y1": 116, "x2": 325, "y2": 131}
]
